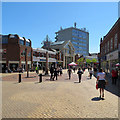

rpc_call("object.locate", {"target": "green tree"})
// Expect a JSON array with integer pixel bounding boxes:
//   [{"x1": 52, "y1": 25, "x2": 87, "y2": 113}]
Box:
[
  {"x1": 77, "y1": 58, "x2": 84, "y2": 65},
  {"x1": 92, "y1": 58, "x2": 97, "y2": 63},
  {"x1": 86, "y1": 59, "x2": 92, "y2": 64}
]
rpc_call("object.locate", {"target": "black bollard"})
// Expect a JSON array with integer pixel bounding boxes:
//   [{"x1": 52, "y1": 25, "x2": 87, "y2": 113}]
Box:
[
  {"x1": 39, "y1": 74, "x2": 42, "y2": 83},
  {"x1": 19, "y1": 73, "x2": 21, "y2": 83}
]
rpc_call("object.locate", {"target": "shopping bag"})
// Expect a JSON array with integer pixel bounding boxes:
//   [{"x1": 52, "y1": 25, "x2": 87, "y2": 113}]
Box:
[{"x1": 96, "y1": 84, "x2": 98, "y2": 90}]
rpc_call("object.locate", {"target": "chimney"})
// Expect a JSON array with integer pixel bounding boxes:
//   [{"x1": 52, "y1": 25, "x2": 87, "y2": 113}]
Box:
[
  {"x1": 74, "y1": 22, "x2": 76, "y2": 28},
  {"x1": 100, "y1": 38, "x2": 102, "y2": 43}
]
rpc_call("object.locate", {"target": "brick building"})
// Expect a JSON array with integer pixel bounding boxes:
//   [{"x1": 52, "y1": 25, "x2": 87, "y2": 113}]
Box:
[
  {"x1": 1, "y1": 34, "x2": 33, "y2": 72},
  {"x1": 100, "y1": 18, "x2": 120, "y2": 73}
]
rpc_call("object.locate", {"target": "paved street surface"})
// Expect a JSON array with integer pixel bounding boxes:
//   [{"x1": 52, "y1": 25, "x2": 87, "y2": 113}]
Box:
[{"x1": 2, "y1": 69, "x2": 119, "y2": 118}]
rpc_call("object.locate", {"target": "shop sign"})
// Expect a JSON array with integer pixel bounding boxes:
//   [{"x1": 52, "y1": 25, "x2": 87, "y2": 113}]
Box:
[
  {"x1": 40, "y1": 59, "x2": 46, "y2": 62},
  {"x1": 107, "y1": 50, "x2": 118, "y2": 61}
]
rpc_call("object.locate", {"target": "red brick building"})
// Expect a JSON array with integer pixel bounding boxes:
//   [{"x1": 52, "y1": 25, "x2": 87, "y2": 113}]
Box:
[
  {"x1": 100, "y1": 18, "x2": 120, "y2": 73},
  {"x1": 1, "y1": 34, "x2": 33, "y2": 72}
]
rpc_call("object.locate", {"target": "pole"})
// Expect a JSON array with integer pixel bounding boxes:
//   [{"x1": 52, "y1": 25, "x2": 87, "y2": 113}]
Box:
[
  {"x1": 39, "y1": 74, "x2": 42, "y2": 83},
  {"x1": 19, "y1": 73, "x2": 21, "y2": 83},
  {"x1": 27, "y1": 64, "x2": 29, "y2": 78}
]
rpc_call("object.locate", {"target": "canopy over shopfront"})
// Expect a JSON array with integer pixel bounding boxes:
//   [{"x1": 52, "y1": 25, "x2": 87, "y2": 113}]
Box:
[{"x1": 68, "y1": 62, "x2": 77, "y2": 66}]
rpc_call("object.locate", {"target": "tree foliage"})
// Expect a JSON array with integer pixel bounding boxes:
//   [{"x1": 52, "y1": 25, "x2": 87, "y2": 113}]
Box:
[
  {"x1": 86, "y1": 59, "x2": 91, "y2": 63},
  {"x1": 92, "y1": 58, "x2": 97, "y2": 63},
  {"x1": 77, "y1": 58, "x2": 84, "y2": 63}
]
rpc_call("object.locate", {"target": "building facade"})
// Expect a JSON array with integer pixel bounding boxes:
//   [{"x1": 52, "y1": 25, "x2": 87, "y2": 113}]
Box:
[
  {"x1": 50, "y1": 40, "x2": 75, "y2": 68},
  {"x1": 100, "y1": 18, "x2": 120, "y2": 73},
  {"x1": 33, "y1": 48, "x2": 60, "y2": 69},
  {"x1": 1, "y1": 34, "x2": 33, "y2": 72},
  {"x1": 55, "y1": 24, "x2": 89, "y2": 56}
]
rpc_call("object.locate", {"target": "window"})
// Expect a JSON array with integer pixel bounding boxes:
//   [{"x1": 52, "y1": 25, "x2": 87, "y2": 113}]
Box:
[
  {"x1": 28, "y1": 52, "x2": 31, "y2": 57},
  {"x1": 114, "y1": 33, "x2": 117, "y2": 49},
  {"x1": 105, "y1": 43, "x2": 106, "y2": 53},
  {"x1": 110, "y1": 38, "x2": 113, "y2": 50},
  {"x1": 19, "y1": 40, "x2": 24, "y2": 45},
  {"x1": 2, "y1": 36, "x2": 8, "y2": 44},
  {"x1": 59, "y1": 53, "x2": 61, "y2": 60},
  {"x1": 107, "y1": 41, "x2": 109, "y2": 52},
  {"x1": 72, "y1": 29, "x2": 87, "y2": 39},
  {"x1": 21, "y1": 51, "x2": 25, "y2": 56},
  {"x1": 26, "y1": 41, "x2": 30, "y2": 47}
]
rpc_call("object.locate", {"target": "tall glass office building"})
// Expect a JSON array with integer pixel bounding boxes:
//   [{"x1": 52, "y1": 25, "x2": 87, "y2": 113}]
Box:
[{"x1": 55, "y1": 26, "x2": 89, "y2": 56}]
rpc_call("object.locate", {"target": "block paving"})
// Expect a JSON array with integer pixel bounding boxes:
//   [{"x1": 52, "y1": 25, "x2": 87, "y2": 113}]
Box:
[{"x1": 1, "y1": 69, "x2": 119, "y2": 118}]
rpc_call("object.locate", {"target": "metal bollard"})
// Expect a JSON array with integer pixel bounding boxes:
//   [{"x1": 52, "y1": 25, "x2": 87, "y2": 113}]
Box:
[
  {"x1": 19, "y1": 73, "x2": 21, "y2": 83},
  {"x1": 39, "y1": 74, "x2": 42, "y2": 83}
]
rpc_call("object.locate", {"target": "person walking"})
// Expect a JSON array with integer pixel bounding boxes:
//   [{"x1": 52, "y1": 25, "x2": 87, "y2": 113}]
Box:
[
  {"x1": 111, "y1": 68, "x2": 118, "y2": 85},
  {"x1": 59, "y1": 66, "x2": 63, "y2": 76},
  {"x1": 89, "y1": 68, "x2": 93, "y2": 79},
  {"x1": 67, "y1": 67, "x2": 72, "y2": 79},
  {"x1": 53, "y1": 68, "x2": 58, "y2": 80},
  {"x1": 77, "y1": 68, "x2": 83, "y2": 83},
  {"x1": 35, "y1": 66, "x2": 38, "y2": 74},
  {"x1": 43, "y1": 66, "x2": 45, "y2": 73},
  {"x1": 50, "y1": 66, "x2": 54, "y2": 81},
  {"x1": 96, "y1": 68, "x2": 106, "y2": 98}
]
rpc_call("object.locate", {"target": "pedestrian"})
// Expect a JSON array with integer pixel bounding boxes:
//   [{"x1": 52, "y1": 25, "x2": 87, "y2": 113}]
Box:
[
  {"x1": 89, "y1": 68, "x2": 93, "y2": 79},
  {"x1": 43, "y1": 66, "x2": 45, "y2": 73},
  {"x1": 54, "y1": 68, "x2": 58, "y2": 80},
  {"x1": 57, "y1": 67, "x2": 60, "y2": 76},
  {"x1": 35, "y1": 66, "x2": 38, "y2": 74},
  {"x1": 50, "y1": 66, "x2": 54, "y2": 81},
  {"x1": 88, "y1": 66, "x2": 90, "y2": 71},
  {"x1": 96, "y1": 68, "x2": 106, "y2": 98},
  {"x1": 59, "y1": 66, "x2": 63, "y2": 76},
  {"x1": 73, "y1": 66, "x2": 75, "y2": 73},
  {"x1": 67, "y1": 67, "x2": 72, "y2": 79},
  {"x1": 111, "y1": 68, "x2": 118, "y2": 85},
  {"x1": 77, "y1": 68, "x2": 83, "y2": 83}
]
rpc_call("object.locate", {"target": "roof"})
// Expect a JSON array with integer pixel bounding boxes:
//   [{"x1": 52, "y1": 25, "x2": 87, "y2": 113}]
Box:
[
  {"x1": 56, "y1": 27, "x2": 89, "y2": 34},
  {"x1": 50, "y1": 40, "x2": 74, "y2": 51},
  {"x1": 33, "y1": 48, "x2": 56, "y2": 55},
  {"x1": 50, "y1": 41, "x2": 64, "y2": 45}
]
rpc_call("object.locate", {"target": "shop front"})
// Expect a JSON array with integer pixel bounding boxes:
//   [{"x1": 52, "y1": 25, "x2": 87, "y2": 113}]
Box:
[{"x1": 106, "y1": 50, "x2": 118, "y2": 73}]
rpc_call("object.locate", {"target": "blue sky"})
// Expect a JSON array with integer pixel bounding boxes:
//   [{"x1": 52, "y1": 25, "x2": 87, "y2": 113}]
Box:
[{"x1": 2, "y1": 2, "x2": 118, "y2": 53}]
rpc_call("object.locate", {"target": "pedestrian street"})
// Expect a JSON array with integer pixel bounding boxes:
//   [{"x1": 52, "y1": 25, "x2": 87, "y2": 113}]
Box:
[{"x1": 2, "y1": 69, "x2": 119, "y2": 118}]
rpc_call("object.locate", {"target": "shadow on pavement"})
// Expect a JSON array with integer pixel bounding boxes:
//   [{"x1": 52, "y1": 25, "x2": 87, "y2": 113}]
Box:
[
  {"x1": 74, "y1": 81, "x2": 80, "y2": 83},
  {"x1": 13, "y1": 82, "x2": 21, "y2": 84},
  {"x1": 65, "y1": 78, "x2": 70, "y2": 80},
  {"x1": 24, "y1": 76, "x2": 36, "y2": 78},
  {"x1": 34, "y1": 82, "x2": 41, "y2": 84},
  {"x1": 91, "y1": 97, "x2": 102, "y2": 101}
]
